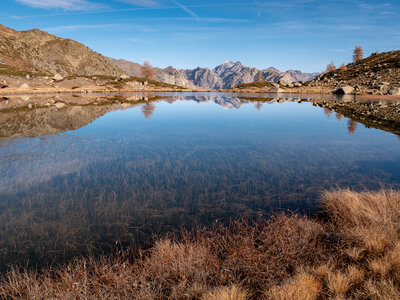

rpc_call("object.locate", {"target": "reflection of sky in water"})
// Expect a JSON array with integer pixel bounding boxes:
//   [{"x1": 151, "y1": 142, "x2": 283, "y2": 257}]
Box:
[{"x1": 0, "y1": 95, "x2": 400, "y2": 269}]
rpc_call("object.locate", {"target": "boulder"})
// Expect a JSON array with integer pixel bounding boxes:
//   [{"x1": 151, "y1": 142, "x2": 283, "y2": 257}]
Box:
[
  {"x1": 120, "y1": 74, "x2": 129, "y2": 80},
  {"x1": 333, "y1": 86, "x2": 354, "y2": 94},
  {"x1": 19, "y1": 83, "x2": 30, "y2": 90},
  {"x1": 269, "y1": 87, "x2": 285, "y2": 93},
  {"x1": 55, "y1": 102, "x2": 66, "y2": 108},
  {"x1": 388, "y1": 87, "x2": 400, "y2": 95},
  {"x1": 52, "y1": 74, "x2": 63, "y2": 81}
]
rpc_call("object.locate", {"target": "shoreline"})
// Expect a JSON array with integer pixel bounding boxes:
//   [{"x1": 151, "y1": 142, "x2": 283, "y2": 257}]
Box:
[{"x1": 2, "y1": 88, "x2": 400, "y2": 98}]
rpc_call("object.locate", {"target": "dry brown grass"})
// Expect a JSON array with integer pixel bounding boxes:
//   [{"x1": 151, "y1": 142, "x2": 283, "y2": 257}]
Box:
[
  {"x1": 326, "y1": 270, "x2": 352, "y2": 296},
  {"x1": 1, "y1": 189, "x2": 400, "y2": 299},
  {"x1": 0, "y1": 214, "x2": 327, "y2": 299},
  {"x1": 322, "y1": 189, "x2": 400, "y2": 254},
  {"x1": 202, "y1": 285, "x2": 249, "y2": 300},
  {"x1": 266, "y1": 272, "x2": 322, "y2": 300}
]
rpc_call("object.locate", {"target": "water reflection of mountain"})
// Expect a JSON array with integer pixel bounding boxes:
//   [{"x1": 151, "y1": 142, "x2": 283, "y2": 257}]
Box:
[
  {"x1": 0, "y1": 104, "x2": 126, "y2": 138},
  {"x1": 2, "y1": 94, "x2": 400, "y2": 139},
  {"x1": 0, "y1": 95, "x2": 162, "y2": 138}
]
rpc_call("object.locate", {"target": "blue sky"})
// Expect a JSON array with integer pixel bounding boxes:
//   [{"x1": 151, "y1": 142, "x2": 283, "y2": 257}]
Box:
[{"x1": 1, "y1": 0, "x2": 399, "y2": 72}]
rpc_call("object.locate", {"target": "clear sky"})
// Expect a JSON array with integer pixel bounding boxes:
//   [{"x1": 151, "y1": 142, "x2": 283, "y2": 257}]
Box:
[{"x1": 1, "y1": 0, "x2": 399, "y2": 72}]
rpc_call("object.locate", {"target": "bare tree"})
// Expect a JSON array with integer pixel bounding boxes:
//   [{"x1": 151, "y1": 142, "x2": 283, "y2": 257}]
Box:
[
  {"x1": 353, "y1": 45, "x2": 364, "y2": 62},
  {"x1": 141, "y1": 60, "x2": 156, "y2": 80},
  {"x1": 348, "y1": 119, "x2": 358, "y2": 134},
  {"x1": 326, "y1": 61, "x2": 337, "y2": 73},
  {"x1": 324, "y1": 108, "x2": 333, "y2": 118},
  {"x1": 141, "y1": 102, "x2": 156, "y2": 119}
]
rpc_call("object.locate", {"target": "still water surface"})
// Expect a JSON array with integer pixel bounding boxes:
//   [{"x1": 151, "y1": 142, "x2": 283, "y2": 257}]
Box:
[{"x1": 1, "y1": 93, "x2": 400, "y2": 269}]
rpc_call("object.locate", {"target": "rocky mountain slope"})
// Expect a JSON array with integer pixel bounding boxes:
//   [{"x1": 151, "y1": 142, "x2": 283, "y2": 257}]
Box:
[
  {"x1": 112, "y1": 60, "x2": 318, "y2": 90},
  {"x1": 0, "y1": 24, "x2": 122, "y2": 77},
  {"x1": 309, "y1": 50, "x2": 400, "y2": 95},
  {"x1": 108, "y1": 58, "x2": 142, "y2": 77}
]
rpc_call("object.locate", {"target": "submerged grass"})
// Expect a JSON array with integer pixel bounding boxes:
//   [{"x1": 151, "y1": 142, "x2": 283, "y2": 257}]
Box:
[{"x1": 1, "y1": 189, "x2": 400, "y2": 299}]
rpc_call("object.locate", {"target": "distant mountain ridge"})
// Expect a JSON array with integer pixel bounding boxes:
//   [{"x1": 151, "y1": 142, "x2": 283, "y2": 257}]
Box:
[
  {"x1": 0, "y1": 24, "x2": 122, "y2": 77},
  {"x1": 113, "y1": 60, "x2": 318, "y2": 89}
]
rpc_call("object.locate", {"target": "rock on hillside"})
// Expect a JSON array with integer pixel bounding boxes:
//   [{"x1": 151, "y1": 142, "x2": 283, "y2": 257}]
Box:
[
  {"x1": 112, "y1": 58, "x2": 318, "y2": 90},
  {"x1": 0, "y1": 24, "x2": 122, "y2": 77},
  {"x1": 309, "y1": 50, "x2": 400, "y2": 95}
]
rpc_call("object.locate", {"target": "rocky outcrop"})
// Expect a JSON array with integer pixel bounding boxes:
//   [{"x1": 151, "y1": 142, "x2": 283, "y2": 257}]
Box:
[
  {"x1": 0, "y1": 24, "x2": 122, "y2": 77},
  {"x1": 309, "y1": 50, "x2": 400, "y2": 95}
]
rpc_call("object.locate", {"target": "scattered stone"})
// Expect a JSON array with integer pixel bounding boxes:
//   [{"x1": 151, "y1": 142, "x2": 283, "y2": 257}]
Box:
[
  {"x1": 388, "y1": 87, "x2": 400, "y2": 95},
  {"x1": 28, "y1": 104, "x2": 32, "y2": 109},
  {"x1": 26, "y1": 75, "x2": 30, "y2": 80},
  {"x1": 52, "y1": 74, "x2": 63, "y2": 81},
  {"x1": 54, "y1": 102, "x2": 66, "y2": 108},
  {"x1": 19, "y1": 83, "x2": 30, "y2": 90},
  {"x1": 120, "y1": 75, "x2": 129, "y2": 80}
]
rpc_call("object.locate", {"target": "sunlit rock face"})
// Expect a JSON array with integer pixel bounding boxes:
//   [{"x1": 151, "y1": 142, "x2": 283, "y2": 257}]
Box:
[{"x1": 112, "y1": 58, "x2": 317, "y2": 89}]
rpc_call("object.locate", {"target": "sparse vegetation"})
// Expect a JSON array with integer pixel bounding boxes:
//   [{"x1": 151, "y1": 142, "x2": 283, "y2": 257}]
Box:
[
  {"x1": 235, "y1": 81, "x2": 279, "y2": 89},
  {"x1": 1, "y1": 190, "x2": 400, "y2": 299},
  {"x1": 141, "y1": 60, "x2": 156, "y2": 80},
  {"x1": 326, "y1": 61, "x2": 337, "y2": 73},
  {"x1": 0, "y1": 63, "x2": 44, "y2": 77},
  {"x1": 353, "y1": 45, "x2": 364, "y2": 62}
]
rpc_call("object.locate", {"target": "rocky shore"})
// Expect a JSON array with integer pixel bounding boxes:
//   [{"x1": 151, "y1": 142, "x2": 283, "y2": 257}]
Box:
[{"x1": 0, "y1": 73, "x2": 204, "y2": 95}]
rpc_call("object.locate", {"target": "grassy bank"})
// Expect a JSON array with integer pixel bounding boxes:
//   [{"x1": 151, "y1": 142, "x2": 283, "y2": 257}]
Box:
[{"x1": 1, "y1": 190, "x2": 400, "y2": 299}]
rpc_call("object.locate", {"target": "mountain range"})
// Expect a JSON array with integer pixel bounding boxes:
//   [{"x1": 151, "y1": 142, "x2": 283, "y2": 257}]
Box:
[
  {"x1": 112, "y1": 60, "x2": 318, "y2": 89},
  {"x1": 0, "y1": 24, "x2": 317, "y2": 89}
]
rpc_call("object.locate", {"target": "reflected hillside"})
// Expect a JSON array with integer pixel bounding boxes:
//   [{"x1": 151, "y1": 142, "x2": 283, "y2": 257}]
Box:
[
  {"x1": 237, "y1": 95, "x2": 400, "y2": 137},
  {"x1": 0, "y1": 95, "x2": 166, "y2": 138},
  {"x1": 0, "y1": 104, "x2": 127, "y2": 138}
]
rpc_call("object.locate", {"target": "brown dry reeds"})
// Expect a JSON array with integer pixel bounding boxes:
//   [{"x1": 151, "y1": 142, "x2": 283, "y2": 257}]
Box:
[{"x1": 1, "y1": 189, "x2": 400, "y2": 299}]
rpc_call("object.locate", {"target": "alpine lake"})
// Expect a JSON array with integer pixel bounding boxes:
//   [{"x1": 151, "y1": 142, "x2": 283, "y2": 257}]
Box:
[{"x1": 1, "y1": 92, "x2": 400, "y2": 270}]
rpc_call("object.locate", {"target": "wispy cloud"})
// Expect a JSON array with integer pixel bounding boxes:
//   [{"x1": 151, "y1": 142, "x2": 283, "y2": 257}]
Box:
[
  {"x1": 117, "y1": 0, "x2": 160, "y2": 7},
  {"x1": 43, "y1": 23, "x2": 154, "y2": 33},
  {"x1": 171, "y1": 0, "x2": 199, "y2": 20},
  {"x1": 7, "y1": 2, "x2": 249, "y2": 19},
  {"x1": 44, "y1": 24, "x2": 121, "y2": 33},
  {"x1": 15, "y1": 0, "x2": 105, "y2": 10}
]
